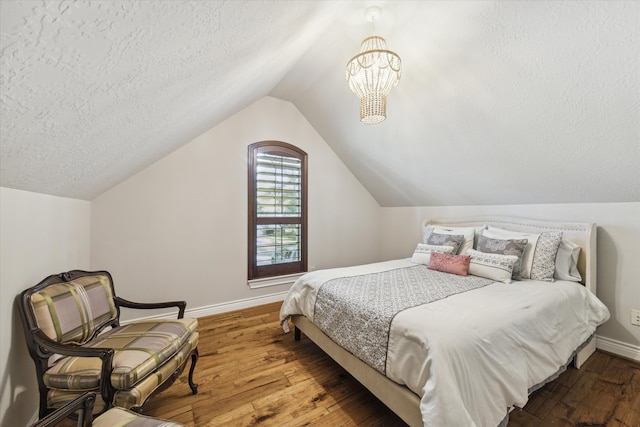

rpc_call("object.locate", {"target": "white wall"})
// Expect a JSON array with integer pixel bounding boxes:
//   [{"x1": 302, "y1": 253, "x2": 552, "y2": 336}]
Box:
[
  {"x1": 91, "y1": 96, "x2": 382, "y2": 320},
  {"x1": 0, "y1": 187, "x2": 91, "y2": 427},
  {"x1": 379, "y1": 202, "x2": 640, "y2": 356}
]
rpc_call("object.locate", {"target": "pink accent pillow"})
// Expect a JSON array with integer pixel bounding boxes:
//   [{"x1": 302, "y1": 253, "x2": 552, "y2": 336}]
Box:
[{"x1": 427, "y1": 252, "x2": 470, "y2": 276}]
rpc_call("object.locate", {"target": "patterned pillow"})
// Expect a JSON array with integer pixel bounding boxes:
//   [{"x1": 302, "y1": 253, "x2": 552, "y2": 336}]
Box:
[
  {"x1": 425, "y1": 232, "x2": 465, "y2": 254},
  {"x1": 467, "y1": 249, "x2": 519, "y2": 284},
  {"x1": 411, "y1": 243, "x2": 455, "y2": 265},
  {"x1": 427, "y1": 252, "x2": 470, "y2": 276},
  {"x1": 476, "y1": 236, "x2": 528, "y2": 280},
  {"x1": 423, "y1": 226, "x2": 479, "y2": 255},
  {"x1": 530, "y1": 231, "x2": 563, "y2": 282},
  {"x1": 483, "y1": 227, "x2": 540, "y2": 279}
]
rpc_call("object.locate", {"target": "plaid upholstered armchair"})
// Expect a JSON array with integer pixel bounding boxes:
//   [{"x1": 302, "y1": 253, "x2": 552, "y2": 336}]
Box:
[{"x1": 18, "y1": 270, "x2": 199, "y2": 419}]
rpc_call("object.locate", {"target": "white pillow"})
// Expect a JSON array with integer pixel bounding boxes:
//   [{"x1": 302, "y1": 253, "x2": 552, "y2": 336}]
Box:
[
  {"x1": 424, "y1": 225, "x2": 482, "y2": 255},
  {"x1": 411, "y1": 243, "x2": 455, "y2": 265},
  {"x1": 467, "y1": 249, "x2": 518, "y2": 284},
  {"x1": 554, "y1": 238, "x2": 582, "y2": 282},
  {"x1": 482, "y1": 227, "x2": 541, "y2": 279}
]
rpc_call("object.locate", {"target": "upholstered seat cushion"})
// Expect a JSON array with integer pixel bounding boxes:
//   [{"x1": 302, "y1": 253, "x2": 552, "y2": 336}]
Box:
[
  {"x1": 113, "y1": 331, "x2": 199, "y2": 408},
  {"x1": 44, "y1": 318, "x2": 198, "y2": 390},
  {"x1": 47, "y1": 331, "x2": 199, "y2": 410},
  {"x1": 93, "y1": 407, "x2": 185, "y2": 427}
]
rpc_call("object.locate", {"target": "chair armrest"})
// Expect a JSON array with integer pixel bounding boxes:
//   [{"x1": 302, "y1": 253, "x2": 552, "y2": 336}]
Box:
[
  {"x1": 32, "y1": 329, "x2": 115, "y2": 361},
  {"x1": 114, "y1": 296, "x2": 186, "y2": 319},
  {"x1": 32, "y1": 329, "x2": 115, "y2": 405},
  {"x1": 30, "y1": 392, "x2": 96, "y2": 427}
]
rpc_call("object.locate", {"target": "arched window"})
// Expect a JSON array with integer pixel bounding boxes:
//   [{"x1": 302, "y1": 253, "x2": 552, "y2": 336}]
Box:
[{"x1": 248, "y1": 141, "x2": 307, "y2": 280}]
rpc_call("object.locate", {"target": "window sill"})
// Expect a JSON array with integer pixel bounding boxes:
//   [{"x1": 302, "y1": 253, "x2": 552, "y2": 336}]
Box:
[{"x1": 247, "y1": 272, "x2": 306, "y2": 289}]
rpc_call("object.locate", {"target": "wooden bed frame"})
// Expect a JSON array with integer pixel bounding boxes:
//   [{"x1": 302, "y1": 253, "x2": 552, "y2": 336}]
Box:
[{"x1": 291, "y1": 216, "x2": 597, "y2": 427}]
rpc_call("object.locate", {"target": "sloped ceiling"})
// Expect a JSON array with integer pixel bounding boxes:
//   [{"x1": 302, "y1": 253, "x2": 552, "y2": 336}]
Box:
[{"x1": 1, "y1": 1, "x2": 639, "y2": 206}]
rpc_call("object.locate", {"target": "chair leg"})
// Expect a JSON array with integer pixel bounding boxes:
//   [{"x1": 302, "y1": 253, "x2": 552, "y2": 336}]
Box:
[
  {"x1": 39, "y1": 390, "x2": 51, "y2": 419},
  {"x1": 188, "y1": 348, "x2": 199, "y2": 394}
]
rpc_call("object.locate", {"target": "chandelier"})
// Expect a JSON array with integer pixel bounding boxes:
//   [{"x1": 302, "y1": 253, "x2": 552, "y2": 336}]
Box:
[{"x1": 345, "y1": 7, "x2": 402, "y2": 125}]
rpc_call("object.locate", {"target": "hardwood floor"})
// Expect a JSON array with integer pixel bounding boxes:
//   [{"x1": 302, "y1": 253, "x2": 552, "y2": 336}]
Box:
[{"x1": 74, "y1": 302, "x2": 640, "y2": 426}]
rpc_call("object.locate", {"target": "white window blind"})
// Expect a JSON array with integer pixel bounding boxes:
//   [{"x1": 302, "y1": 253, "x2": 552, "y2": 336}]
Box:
[
  {"x1": 256, "y1": 153, "x2": 302, "y2": 266},
  {"x1": 256, "y1": 153, "x2": 301, "y2": 218}
]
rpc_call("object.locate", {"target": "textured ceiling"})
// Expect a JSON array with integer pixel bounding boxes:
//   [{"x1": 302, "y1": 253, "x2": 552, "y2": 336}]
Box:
[
  {"x1": 1, "y1": 1, "x2": 639, "y2": 205},
  {"x1": 0, "y1": 0, "x2": 345, "y2": 199}
]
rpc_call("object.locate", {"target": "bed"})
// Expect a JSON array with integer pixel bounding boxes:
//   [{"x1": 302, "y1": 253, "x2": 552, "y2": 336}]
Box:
[{"x1": 279, "y1": 216, "x2": 610, "y2": 427}]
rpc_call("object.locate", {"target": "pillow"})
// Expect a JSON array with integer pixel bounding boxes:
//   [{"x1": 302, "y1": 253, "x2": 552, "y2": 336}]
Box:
[
  {"x1": 530, "y1": 231, "x2": 563, "y2": 282},
  {"x1": 423, "y1": 225, "x2": 481, "y2": 255},
  {"x1": 482, "y1": 227, "x2": 540, "y2": 279},
  {"x1": 466, "y1": 249, "x2": 518, "y2": 284},
  {"x1": 476, "y1": 235, "x2": 527, "y2": 280},
  {"x1": 425, "y1": 232, "x2": 465, "y2": 253},
  {"x1": 411, "y1": 243, "x2": 456, "y2": 265},
  {"x1": 427, "y1": 252, "x2": 470, "y2": 276},
  {"x1": 554, "y1": 238, "x2": 582, "y2": 282},
  {"x1": 483, "y1": 227, "x2": 562, "y2": 282}
]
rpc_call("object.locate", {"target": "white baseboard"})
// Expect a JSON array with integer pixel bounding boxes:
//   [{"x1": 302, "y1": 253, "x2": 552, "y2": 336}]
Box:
[
  {"x1": 187, "y1": 291, "x2": 288, "y2": 318},
  {"x1": 120, "y1": 291, "x2": 288, "y2": 325},
  {"x1": 596, "y1": 335, "x2": 640, "y2": 362}
]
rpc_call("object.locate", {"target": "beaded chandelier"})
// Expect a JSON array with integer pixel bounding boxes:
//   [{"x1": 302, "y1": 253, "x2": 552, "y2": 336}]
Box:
[{"x1": 345, "y1": 7, "x2": 401, "y2": 125}]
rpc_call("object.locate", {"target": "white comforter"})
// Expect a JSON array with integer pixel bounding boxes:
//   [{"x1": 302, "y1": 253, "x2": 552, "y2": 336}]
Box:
[{"x1": 279, "y1": 259, "x2": 610, "y2": 427}]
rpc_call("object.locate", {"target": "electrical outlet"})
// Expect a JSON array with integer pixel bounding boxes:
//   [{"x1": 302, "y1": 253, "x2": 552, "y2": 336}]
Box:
[{"x1": 632, "y1": 309, "x2": 640, "y2": 326}]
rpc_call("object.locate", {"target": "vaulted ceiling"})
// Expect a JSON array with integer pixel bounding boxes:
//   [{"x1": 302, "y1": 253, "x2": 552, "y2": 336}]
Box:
[{"x1": 1, "y1": 1, "x2": 638, "y2": 206}]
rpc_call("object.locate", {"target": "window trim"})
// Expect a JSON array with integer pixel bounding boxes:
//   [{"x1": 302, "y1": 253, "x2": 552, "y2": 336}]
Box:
[{"x1": 248, "y1": 141, "x2": 308, "y2": 280}]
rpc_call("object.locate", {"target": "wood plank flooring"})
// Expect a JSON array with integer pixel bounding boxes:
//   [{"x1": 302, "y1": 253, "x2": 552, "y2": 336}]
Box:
[{"x1": 63, "y1": 301, "x2": 640, "y2": 426}]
